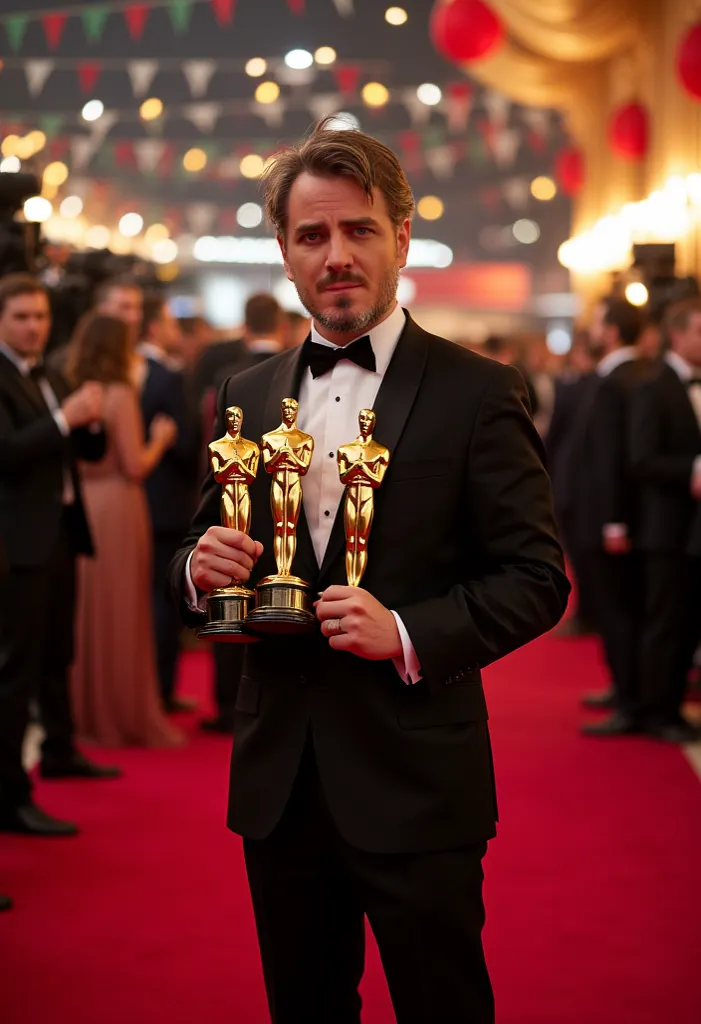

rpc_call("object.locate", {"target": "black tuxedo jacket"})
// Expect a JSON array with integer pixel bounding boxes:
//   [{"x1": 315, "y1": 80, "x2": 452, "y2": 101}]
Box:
[
  {"x1": 567, "y1": 358, "x2": 656, "y2": 550},
  {"x1": 546, "y1": 371, "x2": 598, "y2": 529},
  {"x1": 170, "y1": 314, "x2": 569, "y2": 854},
  {"x1": 141, "y1": 358, "x2": 199, "y2": 535},
  {"x1": 0, "y1": 351, "x2": 104, "y2": 568},
  {"x1": 629, "y1": 363, "x2": 701, "y2": 553}
]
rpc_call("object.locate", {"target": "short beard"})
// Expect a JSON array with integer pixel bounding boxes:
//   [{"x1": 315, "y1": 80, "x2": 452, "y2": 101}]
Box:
[{"x1": 296, "y1": 264, "x2": 399, "y2": 338}]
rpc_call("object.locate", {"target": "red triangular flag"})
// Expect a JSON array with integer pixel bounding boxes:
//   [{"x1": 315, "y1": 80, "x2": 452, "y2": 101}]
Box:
[
  {"x1": 124, "y1": 5, "x2": 149, "y2": 40},
  {"x1": 211, "y1": 0, "x2": 235, "y2": 24},
  {"x1": 78, "y1": 63, "x2": 101, "y2": 94},
  {"x1": 286, "y1": 0, "x2": 305, "y2": 12},
  {"x1": 115, "y1": 140, "x2": 135, "y2": 167},
  {"x1": 49, "y1": 138, "x2": 70, "y2": 161},
  {"x1": 334, "y1": 65, "x2": 360, "y2": 95},
  {"x1": 42, "y1": 13, "x2": 67, "y2": 50}
]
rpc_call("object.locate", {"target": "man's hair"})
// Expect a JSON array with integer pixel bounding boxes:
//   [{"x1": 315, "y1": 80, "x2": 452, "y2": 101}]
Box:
[
  {"x1": 664, "y1": 296, "x2": 701, "y2": 336},
  {"x1": 178, "y1": 315, "x2": 208, "y2": 336},
  {"x1": 245, "y1": 292, "x2": 282, "y2": 336},
  {"x1": 141, "y1": 293, "x2": 167, "y2": 339},
  {"x1": 262, "y1": 118, "x2": 415, "y2": 237},
  {"x1": 93, "y1": 274, "x2": 142, "y2": 308},
  {"x1": 602, "y1": 298, "x2": 645, "y2": 346},
  {"x1": 0, "y1": 273, "x2": 48, "y2": 316}
]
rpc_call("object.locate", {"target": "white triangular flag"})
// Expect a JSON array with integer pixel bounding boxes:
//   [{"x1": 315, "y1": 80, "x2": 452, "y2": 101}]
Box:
[
  {"x1": 218, "y1": 156, "x2": 240, "y2": 180},
  {"x1": 521, "y1": 108, "x2": 550, "y2": 137},
  {"x1": 492, "y1": 128, "x2": 521, "y2": 169},
  {"x1": 483, "y1": 90, "x2": 511, "y2": 128},
  {"x1": 90, "y1": 109, "x2": 118, "y2": 141},
  {"x1": 425, "y1": 145, "x2": 456, "y2": 181},
  {"x1": 186, "y1": 203, "x2": 218, "y2": 235},
  {"x1": 331, "y1": 0, "x2": 354, "y2": 14},
  {"x1": 127, "y1": 60, "x2": 159, "y2": 99},
  {"x1": 183, "y1": 60, "x2": 216, "y2": 99},
  {"x1": 403, "y1": 92, "x2": 431, "y2": 126},
  {"x1": 185, "y1": 103, "x2": 221, "y2": 134},
  {"x1": 307, "y1": 94, "x2": 343, "y2": 122},
  {"x1": 133, "y1": 139, "x2": 166, "y2": 174},
  {"x1": 257, "y1": 100, "x2": 286, "y2": 129},
  {"x1": 502, "y1": 177, "x2": 530, "y2": 210},
  {"x1": 25, "y1": 60, "x2": 55, "y2": 98},
  {"x1": 70, "y1": 136, "x2": 100, "y2": 172}
]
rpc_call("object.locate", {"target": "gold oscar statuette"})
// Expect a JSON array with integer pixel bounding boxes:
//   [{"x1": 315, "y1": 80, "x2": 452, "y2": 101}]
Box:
[
  {"x1": 337, "y1": 409, "x2": 390, "y2": 588},
  {"x1": 245, "y1": 398, "x2": 316, "y2": 634},
  {"x1": 198, "y1": 406, "x2": 261, "y2": 642}
]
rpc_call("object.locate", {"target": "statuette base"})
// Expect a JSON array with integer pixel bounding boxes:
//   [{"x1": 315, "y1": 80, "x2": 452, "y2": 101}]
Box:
[
  {"x1": 198, "y1": 586, "x2": 259, "y2": 643},
  {"x1": 246, "y1": 575, "x2": 316, "y2": 634}
]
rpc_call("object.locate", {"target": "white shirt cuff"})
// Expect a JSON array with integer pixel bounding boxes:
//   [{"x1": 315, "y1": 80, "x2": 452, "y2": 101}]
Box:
[
  {"x1": 53, "y1": 410, "x2": 69, "y2": 437},
  {"x1": 185, "y1": 551, "x2": 207, "y2": 614},
  {"x1": 602, "y1": 523, "x2": 628, "y2": 539},
  {"x1": 391, "y1": 611, "x2": 422, "y2": 685}
]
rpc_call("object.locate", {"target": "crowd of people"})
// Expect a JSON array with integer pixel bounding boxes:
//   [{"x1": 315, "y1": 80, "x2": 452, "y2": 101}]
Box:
[{"x1": 0, "y1": 271, "x2": 306, "y2": 911}]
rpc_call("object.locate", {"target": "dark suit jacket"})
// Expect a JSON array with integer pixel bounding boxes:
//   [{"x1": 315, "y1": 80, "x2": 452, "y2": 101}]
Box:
[
  {"x1": 170, "y1": 314, "x2": 569, "y2": 854},
  {"x1": 141, "y1": 358, "x2": 198, "y2": 535},
  {"x1": 0, "y1": 352, "x2": 104, "y2": 567},
  {"x1": 628, "y1": 362, "x2": 701, "y2": 553},
  {"x1": 567, "y1": 357, "x2": 656, "y2": 550},
  {"x1": 546, "y1": 371, "x2": 598, "y2": 530},
  {"x1": 190, "y1": 337, "x2": 245, "y2": 411}
]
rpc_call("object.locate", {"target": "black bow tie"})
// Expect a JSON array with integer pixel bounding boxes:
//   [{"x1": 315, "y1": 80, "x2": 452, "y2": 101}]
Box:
[
  {"x1": 686, "y1": 377, "x2": 701, "y2": 388},
  {"x1": 301, "y1": 334, "x2": 376, "y2": 379},
  {"x1": 28, "y1": 363, "x2": 45, "y2": 382}
]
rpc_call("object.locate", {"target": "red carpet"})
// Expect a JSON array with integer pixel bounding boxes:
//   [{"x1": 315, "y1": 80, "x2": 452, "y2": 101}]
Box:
[{"x1": 2, "y1": 635, "x2": 701, "y2": 1023}]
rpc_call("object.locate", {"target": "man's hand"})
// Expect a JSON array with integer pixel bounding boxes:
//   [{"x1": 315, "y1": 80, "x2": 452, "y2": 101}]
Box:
[
  {"x1": 691, "y1": 472, "x2": 701, "y2": 501},
  {"x1": 190, "y1": 526, "x2": 264, "y2": 592},
  {"x1": 316, "y1": 585, "x2": 402, "y2": 660},
  {"x1": 603, "y1": 534, "x2": 632, "y2": 555},
  {"x1": 61, "y1": 382, "x2": 104, "y2": 429}
]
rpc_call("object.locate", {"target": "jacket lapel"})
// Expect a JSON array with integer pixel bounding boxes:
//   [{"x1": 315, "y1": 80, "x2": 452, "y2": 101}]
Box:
[
  {"x1": 0, "y1": 351, "x2": 47, "y2": 416},
  {"x1": 318, "y1": 312, "x2": 430, "y2": 586}
]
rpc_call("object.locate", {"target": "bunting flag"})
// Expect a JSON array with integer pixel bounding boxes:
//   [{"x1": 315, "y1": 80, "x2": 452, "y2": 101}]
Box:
[
  {"x1": 402, "y1": 91, "x2": 432, "y2": 127},
  {"x1": 286, "y1": 0, "x2": 305, "y2": 12},
  {"x1": 38, "y1": 113, "x2": 64, "y2": 139},
  {"x1": 25, "y1": 60, "x2": 55, "y2": 98},
  {"x1": 483, "y1": 91, "x2": 511, "y2": 129},
  {"x1": 82, "y1": 6, "x2": 110, "y2": 43},
  {"x1": 307, "y1": 93, "x2": 342, "y2": 122},
  {"x1": 332, "y1": 0, "x2": 355, "y2": 14},
  {"x1": 124, "y1": 4, "x2": 149, "y2": 40},
  {"x1": 446, "y1": 81, "x2": 473, "y2": 134},
  {"x1": 425, "y1": 145, "x2": 456, "y2": 180},
  {"x1": 276, "y1": 66, "x2": 316, "y2": 87},
  {"x1": 42, "y1": 13, "x2": 67, "y2": 50},
  {"x1": 115, "y1": 140, "x2": 136, "y2": 167},
  {"x1": 210, "y1": 0, "x2": 235, "y2": 24},
  {"x1": 218, "y1": 155, "x2": 240, "y2": 180},
  {"x1": 127, "y1": 60, "x2": 159, "y2": 98},
  {"x1": 502, "y1": 176, "x2": 530, "y2": 210},
  {"x1": 133, "y1": 139, "x2": 167, "y2": 174},
  {"x1": 186, "y1": 202, "x2": 217, "y2": 234},
  {"x1": 71, "y1": 135, "x2": 101, "y2": 172},
  {"x1": 185, "y1": 103, "x2": 221, "y2": 133},
  {"x1": 256, "y1": 100, "x2": 286, "y2": 129},
  {"x1": 183, "y1": 60, "x2": 216, "y2": 98},
  {"x1": 78, "y1": 63, "x2": 101, "y2": 94},
  {"x1": 398, "y1": 130, "x2": 423, "y2": 174},
  {"x1": 169, "y1": 0, "x2": 193, "y2": 35},
  {"x1": 334, "y1": 65, "x2": 360, "y2": 96},
  {"x1": 492, "y1": 127, "x2": 521, "y2": 169},
  {"x1": 5, "y1": 13, "x2": 28, "y2": 52}
]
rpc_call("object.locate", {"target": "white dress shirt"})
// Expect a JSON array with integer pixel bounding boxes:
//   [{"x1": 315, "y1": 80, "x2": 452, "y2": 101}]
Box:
[
  {"x1": 185, "y1": 302, "x2": 422, "y2": 684},
  {"x1": 0, "y1": 340, "x2": 74, "y2": 504},
  {"x1": 665, "y1": 350, "x2": 701, "y2": 479}
]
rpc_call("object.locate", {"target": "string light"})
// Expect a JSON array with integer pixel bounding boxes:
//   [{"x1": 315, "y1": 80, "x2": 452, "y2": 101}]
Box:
[
  {"x1": 25, "y1": 131, "x2": 47, "y2": 154},
  {"x1": 385, "y1": 7, "x2": 408, "y2": 25},
  {"x1": 314, "y1": 47, "x2": 337, "y2": 65},
  {"x1": 145, "y1": 223, "x2": 170, "y2": 244},
  {"x1": 255, "y1": 81, "x2": 280, "y2": 104},
  {"x1": 416, "y1": 83, "x2": 442, "y2": 106},
  {"x1": 531, "y1": 176, "x2": 557, "y2": 201},
  {"x1": 1, "y1": 136, "x2": 20, "y2": 157},
  {"x1": 140, "y1": 98, "x2": 163, "y2": 121},
  {"x1": 361, "y1": 82, "x2": 389, "y2": 107},
  {"x1": 236, "y1": 203, "x2": 263, "y2": 228},
  {"x1": 82, "y1": 99, "x2": 104, "y2": 122},
  {"x1": 43, "y1": 161, "x2": 69, "y2": 187},
  {"x1": 85, "y1": 225, "x2": 110, "y2": 248},
  {"x1": 284, "y1": 49, "x2": 313, "y2": 70},
  {"x1": 60, "y1": 196, "x2": 83, "y2": 219},
  {"x1": 152, "y1": 238, "x2": 179, "y2": 264},
  {"x1": 240, "y1": 154, "x2": 265, "y2": 179},
  {"x1": 245, "y1": 58, "x2": 267, "y2": 77},
  {"x1": 625, "y1": 282, "x2": 649, "y2": 306},
  {"x1": 183, "y1": 147, "x2": 208, "y2": 172},
  {"x1": 118, "y1": 212, "x2": 144, "y2": 237},
  {"x1": 0, "y1": 156, "x2": 20, "y2": 173},
  {"x1": 14, "y1": 138, "x2": 35, "y2": 161},
  {"x1": 512, "y1": 219, "x2": 540, "y2": 244},
  {"x1": 23, "y1": 197, "x2": 53, "y2": 223},
  {"x1": 417, "y1": 196, "x2": 444, "y2": 220}
]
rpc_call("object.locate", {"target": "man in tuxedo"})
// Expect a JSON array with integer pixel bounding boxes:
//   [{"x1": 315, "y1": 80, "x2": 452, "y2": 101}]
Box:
[
  {"x1": 170, "y1": 122, "x2": 569, "y2": 1023},
  {"x1": 569, "y1": 299, "x2": 655, "y2": 733},
  {"x1": 94, "y1": 275, "x2": 144, "y2": 345},
  {"x1": 138, "y1": 295, "x2": 199, "y2": 711},
  {"x1": 0, "y1": 274, "x2": 120, "y2": 838},
  {"x1": 629, "y1": 298, "x2": 701, "y2": 742}
]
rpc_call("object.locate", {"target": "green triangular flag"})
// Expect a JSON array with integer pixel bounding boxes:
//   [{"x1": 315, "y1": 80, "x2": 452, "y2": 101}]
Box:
[
  {"x1": 5, "y1": 13, "x2": 29, "y2": 52},
  {"x1": 82, "y1": 6, "x2": 109, "y2": 43},
  {"x1": 38, "y1": 114, "x2": 63, "y2": 139},
  {"x1": 169, "y1": 0, "x2": 193, "y2": 36}
]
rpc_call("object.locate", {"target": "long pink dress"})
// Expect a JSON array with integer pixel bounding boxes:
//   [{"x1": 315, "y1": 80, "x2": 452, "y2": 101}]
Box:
[{"x1": 71, "y1": 383, "x2": 183, "y2": 748}]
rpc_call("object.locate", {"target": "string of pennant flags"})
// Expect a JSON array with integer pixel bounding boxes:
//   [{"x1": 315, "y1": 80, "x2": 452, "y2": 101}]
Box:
[{"x1": 0, "y1": 0, "x2": 357, "y2": 52}]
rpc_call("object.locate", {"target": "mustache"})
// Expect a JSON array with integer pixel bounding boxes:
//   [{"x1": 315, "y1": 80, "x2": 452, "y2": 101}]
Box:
[{"x1": 317, "y1": 272, "x2": 366, "y2": 292}]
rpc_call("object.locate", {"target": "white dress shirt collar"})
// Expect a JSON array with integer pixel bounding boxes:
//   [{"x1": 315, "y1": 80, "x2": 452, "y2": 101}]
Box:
[
  {"x1": 0, "y1": 340, "x2": 34, "y2": 377},
  {"x1": 247, "y1": 338, "x2": 282, "y2": 355},
  {"x1": 310, "y1": 302, "x2": 407, "y2": 377},
  {"x1": 137, "y1": 341, "x2": 183, "y2": 371},
  {"x1": 665, "y1": 349, "x2": 697, "y2": 382},
  {"x1": 597, "y1": 345, "x2": 638, "y2": 377}
]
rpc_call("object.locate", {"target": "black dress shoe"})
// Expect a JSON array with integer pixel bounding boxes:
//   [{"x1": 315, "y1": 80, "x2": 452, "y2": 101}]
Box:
[
  {"x1": 39, "y1": 753, "x2": 122, "y2": 781},
  {"x1": 199, "y1": 713, "x2": 235, "y2": 734},
  {"x1": 0, "y1": 894, "x2": 13, "y2": 912},
  {"x1": 645, "y1": 719, "x2": 701, "y2": 744},
  {"x1": 581, "y1": 689, "x2": 616, "y2": 711},
  {"x1": 581, "y1": 713, "x2": 641, "y2": 737},
  {"x1": 0, "y1": 801, "x2": 78, "y2": 836}
]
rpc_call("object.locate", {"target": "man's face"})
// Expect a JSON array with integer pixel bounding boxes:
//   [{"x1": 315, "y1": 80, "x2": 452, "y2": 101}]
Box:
[
  {"x1": 673, "y1": 312, "x2": 701, "y2": 367},
  {"x1": 281, "y1": 398, "x2": 298, "y2": 426},
  {"x1": 280, "y1": 172, "x2": 411, "y2": 340},
  {"x1": 358, "y1": 409, "x2": 375, "y2": 437},
  {"x1": 0, "y1": 291, "x2": 51, "y2": 360},
  {"x1": 226, "y1": 406, "x2": 242, "y2": 433},
  {"x1": 99, "y1": 287, "x2": 143, "y2": 333},
  {"x1": 150, "y1": 305, "x2": 183, "y2": 357}
]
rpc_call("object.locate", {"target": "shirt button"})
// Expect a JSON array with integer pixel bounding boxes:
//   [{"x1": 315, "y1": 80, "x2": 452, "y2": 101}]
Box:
[
  {"x1": 328, "y1": 452, "x2": 334, "y2": 459},
  {"x1": 335, "y1": 396, "x2": 341, "y2": 402},
  {"x1": 324, "y1": 510, "x2": 331, "y2": 517}
]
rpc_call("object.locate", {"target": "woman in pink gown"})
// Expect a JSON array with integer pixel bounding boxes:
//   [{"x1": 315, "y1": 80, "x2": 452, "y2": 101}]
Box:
[{"x1": 68, "y1": 313, "x2": 183, "y2": 747}]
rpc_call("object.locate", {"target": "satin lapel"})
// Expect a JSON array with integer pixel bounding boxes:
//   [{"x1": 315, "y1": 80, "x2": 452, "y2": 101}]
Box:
[
  {"x1": 318, "y1": 312, "x2": 430, "y2": 586},
  {"x1": 260, "y1": 347, "x2": 318, "y2": 581},
  {"x1": 0, "y1": 352, "x2": 47, "y2": 416}
]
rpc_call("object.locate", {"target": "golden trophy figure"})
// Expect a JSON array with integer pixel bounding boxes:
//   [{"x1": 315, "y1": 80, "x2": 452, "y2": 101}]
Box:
[
  {"x1": 198, "y1": 406, "x2": 261, "y2": 642},
  {"x1": 337, "y1": 409, "x2": 390, "y2": 587},
  {"x1": 246, "y1": 398, "x2": 316, "y2": 633}
]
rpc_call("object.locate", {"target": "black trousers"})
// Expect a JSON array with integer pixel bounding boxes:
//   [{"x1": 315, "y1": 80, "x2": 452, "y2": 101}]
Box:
[
  {"x1": 0, "y1": 518, "x2": 77, "y2": 807},
  {"x1": 243, "y1": 742, "x2": 494, "y2": 1024},
  {"x1": 577, "y1": 550, "x2": 641, "y2": 717},
  {"x1": 152, "y1": 532, "x2": 184, "y2": 703},
  {"x1": 213, "y1": 643, "x2": 244, "y2": 716},
  {"x1": 638, "y1": 554, "x2": 701, "y2": 725}
]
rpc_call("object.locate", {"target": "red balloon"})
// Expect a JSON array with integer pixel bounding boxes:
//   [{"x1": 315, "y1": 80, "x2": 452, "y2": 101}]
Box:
[
  {"x1": 430, "y1": 0, "x2": 505, "y2": 63},
  {"x1": 608, "y1": 103, "x2": 648, "y2": 161},
  {"x1": 555, "y1": 147, "x2": 584, "y2": 196},
  {"x1": 677, "y1": 22, "x2": 701, "y2": 101}
]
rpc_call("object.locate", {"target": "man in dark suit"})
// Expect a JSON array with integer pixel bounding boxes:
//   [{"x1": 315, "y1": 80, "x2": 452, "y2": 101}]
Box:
[
  {"x1": 138, "y1": 295, "x2": 199, "y2": 711},
  {"x1": 629, "y1": 297, "x2": 701, "y2": 742},
  {"x1": 569, "y1": 299, "x2": 655, "y2": 733},
  {"x1": 0, "y1": 274, "x2": 120, "y2": 839},
  {"x1": 170, "y1": 123, "x2": 569, "y2": 1023}
]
